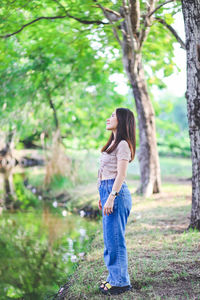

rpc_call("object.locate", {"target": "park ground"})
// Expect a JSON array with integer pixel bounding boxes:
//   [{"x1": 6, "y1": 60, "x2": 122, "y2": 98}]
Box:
[{"x1": 65, "y1": 178, "x2": 200, "y2": 300}]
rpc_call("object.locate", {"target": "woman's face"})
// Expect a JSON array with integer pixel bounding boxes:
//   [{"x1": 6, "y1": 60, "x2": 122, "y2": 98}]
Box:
[{"x1": 106, "y1": 110, "x2": 118, "y2": 131}]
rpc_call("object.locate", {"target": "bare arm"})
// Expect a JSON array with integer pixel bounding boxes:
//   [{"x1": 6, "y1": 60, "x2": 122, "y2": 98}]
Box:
[{"x1": 112, "y1": 159, "x2": 129, "y2": 192}]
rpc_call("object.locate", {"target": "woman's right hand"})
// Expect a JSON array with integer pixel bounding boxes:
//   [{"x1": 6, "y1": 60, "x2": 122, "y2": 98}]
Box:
[{"x1": 98, "y1": 199, "x2": 102, "y2": 210}]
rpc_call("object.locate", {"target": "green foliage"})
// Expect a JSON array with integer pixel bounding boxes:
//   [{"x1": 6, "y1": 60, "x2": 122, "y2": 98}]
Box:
[
  {"x1": 0, "y1": 209, "x2": 98, "y2": 300},
  {"x1": 13, "y1": 174, "x2": 40, "y2": 209},
  {"x1": 0, "y1": 0, "x2": 125, "y2": 148},
  {"x1": 144, "y1": 20, "x2": 177, "y2": 88},
  {"x1": 0, "y1": 0, "x2": 182, "y2": 152},
  {"x1": 144, "y1": 0, "x2": 182, "y2": 87},
  {"x1": 49, "y1": 174, "x2": 72, "y2": 191},
  {"x1": 153, "y1": 94, "x2": 190, "y2": 157},
  {"x1": 0, "y1": 23, "x2": 127, "y2": 148}
]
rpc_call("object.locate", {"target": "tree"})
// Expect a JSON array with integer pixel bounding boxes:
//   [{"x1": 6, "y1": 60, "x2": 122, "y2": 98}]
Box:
[
  {"x1": 0, "y1": 0, "x2": 185, "y2": 196},
  {"x1": 96, "y1": 0, "x2": 186, "y2": 197},
  {"x1": 0, "y1": 38, "x2": 125, "y2": 148},
  {"x1": 181, "y1": 0, "x2": 200, "y2": 230}
]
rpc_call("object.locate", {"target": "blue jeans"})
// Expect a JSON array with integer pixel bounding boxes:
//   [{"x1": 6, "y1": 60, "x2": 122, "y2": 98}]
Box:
[{"x1": 98, "y1": 178, "x2": 132, "y2": 287}]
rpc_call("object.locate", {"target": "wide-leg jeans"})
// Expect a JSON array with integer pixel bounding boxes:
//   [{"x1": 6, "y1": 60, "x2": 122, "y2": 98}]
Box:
[{"x1": 98, "y1": 178, "x2": 132, "y2": 287}]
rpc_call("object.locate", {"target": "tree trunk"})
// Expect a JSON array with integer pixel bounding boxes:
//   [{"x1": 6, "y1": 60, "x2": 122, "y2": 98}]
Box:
[
  {"x1": 121, "y1": 21, "x2": 161, "y2": 197},
  {"x1": 3, "y1": 170, "x2": 16, "y2": 209},
  {"x1": 0, "y1": 129, "x2": 15, "y2": 158},
  {"x1": 182, "y1": 0, "x2": 200, "y2": 230}
]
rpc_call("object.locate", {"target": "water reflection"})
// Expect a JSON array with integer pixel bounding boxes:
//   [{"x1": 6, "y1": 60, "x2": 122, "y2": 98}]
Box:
[
  {"x1": 0, "y1": 151, "x2": 100, "y2": 299},
  {"x1": 0, "y1": 165, "x2": 44, "y2": 211},
  {"x1": 0, "y1": 166, "x2": 100, "y2": 221},
  {"x1": 0, "y1": 204, "x2": 98, "y2": 299}
]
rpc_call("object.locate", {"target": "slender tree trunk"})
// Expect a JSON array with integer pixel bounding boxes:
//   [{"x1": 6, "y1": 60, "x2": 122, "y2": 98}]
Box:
[
  {"x1": 182, "y1": 0, "x2": 200, "y2": 230},
  {"x1": 3, "y1": 170, "x2": 16, "y2": 209},
  {"x1": 121, "y1": 17, "x2": 161, "y2": 197},
  {"x1": 0, "y1": 129, "x2": 15, "y2": 157},
  {"x1": 44, "y1": 78, "x2": 60, "y2": 130}
]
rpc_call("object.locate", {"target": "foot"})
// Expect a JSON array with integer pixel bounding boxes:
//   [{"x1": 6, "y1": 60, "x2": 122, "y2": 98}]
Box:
[
  {"x1": 100, "y1": 282, "x2": 132, "y2": 295},
  {"x1": 99, "y1": 281, "x2": 109, "y2": 291}
]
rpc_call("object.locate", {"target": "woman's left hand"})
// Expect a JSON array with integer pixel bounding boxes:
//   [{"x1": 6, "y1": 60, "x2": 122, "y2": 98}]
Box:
[{"x1": 103, "y1": 195, "x2": 115, "y2": 216}]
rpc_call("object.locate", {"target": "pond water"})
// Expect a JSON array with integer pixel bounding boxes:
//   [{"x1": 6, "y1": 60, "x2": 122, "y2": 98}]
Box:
[{"x1": 0, "y1": 166, "x2": 99, "y2": 300}]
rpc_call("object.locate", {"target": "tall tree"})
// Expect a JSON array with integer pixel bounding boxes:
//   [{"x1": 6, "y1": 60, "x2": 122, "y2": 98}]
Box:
[
  {"x1": 0, "y1": 0, "x2": 185, "y2": 196},
  {"x1": 97, "y1": 0, "x2": 185, "y2": 196},
  {"x1": 182, "y1": 0, "x2": 200, "y2": 230}
]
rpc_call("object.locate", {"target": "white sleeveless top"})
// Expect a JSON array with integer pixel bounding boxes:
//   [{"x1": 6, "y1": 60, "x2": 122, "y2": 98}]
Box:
[{"x1": 97, "y1": 140, "x2": 131, "y2": 189}]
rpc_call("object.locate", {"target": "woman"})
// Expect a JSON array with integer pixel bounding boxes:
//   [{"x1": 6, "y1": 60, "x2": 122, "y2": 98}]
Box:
[{"x1": 97, "y1": 107, "x2": 136, "y2": 295}]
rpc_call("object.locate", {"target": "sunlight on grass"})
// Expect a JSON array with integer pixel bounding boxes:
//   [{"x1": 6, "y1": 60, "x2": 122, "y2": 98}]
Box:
[{"x1": 66, "y1": 181, "x2": 200, "y2": 300}]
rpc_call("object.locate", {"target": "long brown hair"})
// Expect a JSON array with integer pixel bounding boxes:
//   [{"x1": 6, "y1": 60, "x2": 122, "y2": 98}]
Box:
[{"x1": 101, "y1": 108, "x2": 136, "y2": 162}]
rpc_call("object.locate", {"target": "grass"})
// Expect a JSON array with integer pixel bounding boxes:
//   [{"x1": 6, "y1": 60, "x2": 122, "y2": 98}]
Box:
[
  {"x1": 65, "y1": 150, "x2": 192, "y2": 185},
  {"x1": 64, "y1": 180, "x2": 200, "y2": 300}
]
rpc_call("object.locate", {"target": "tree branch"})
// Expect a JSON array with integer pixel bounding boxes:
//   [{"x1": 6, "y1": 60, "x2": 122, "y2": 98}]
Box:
[
  {"x1": 122, "y1": 0, "x2": 136, "y2": 51},
  {"x1": 130, "y1": 0, "x2": 140, "y2": 34},
  {"x1": 148, "y1": 0, "x2": 178, "y2": 18},
  {"x1": 139, "y1": 0, "x2": 157, "y2": 48},
  {"x1": 0, "y1": 16, "x2": 65, "y2": 38},
  {"x1": 44, "y1": 78, "x2": 59, "y2": 130},
  {"x1": 66, "y1": 12, "x2": 107, "y2": 25},
  {"x1": 93, "y1": 1, "x2": 122, "y2": 46},
  {"x1": 0, "y1": 14, "x2": 107, "y2": 39},
  {"x1": 155, "y1": 17, "x2": 186, "y2": 50}
]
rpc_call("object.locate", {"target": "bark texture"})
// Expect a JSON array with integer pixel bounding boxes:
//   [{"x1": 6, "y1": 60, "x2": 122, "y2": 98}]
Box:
[
  {"x1": 182, "y1": 0, "x2": 200, "y2": 230},
  {"x1": 121, "y1": 1, "x2": 161, "y2": 197},
  {"x1": 128, "y1": 54, "x2": 161, "y2": 196}
]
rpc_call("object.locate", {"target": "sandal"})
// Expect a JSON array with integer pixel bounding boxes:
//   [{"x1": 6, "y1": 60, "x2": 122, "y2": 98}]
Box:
[
  {"x1": 99, "y1": 281, "x2": 109, "y2": 291},
  {"x1": 100, "y1": 282, "x2": 132, "y2": 295}
]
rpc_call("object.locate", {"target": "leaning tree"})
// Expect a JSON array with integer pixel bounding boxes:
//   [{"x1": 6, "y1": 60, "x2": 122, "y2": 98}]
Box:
[
  {"x1": 182, "y1": 0, "x2": 200, "y2": 230},
  {"x1": 0, "y1": 0, "x2": 185, "y2": 197}
]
